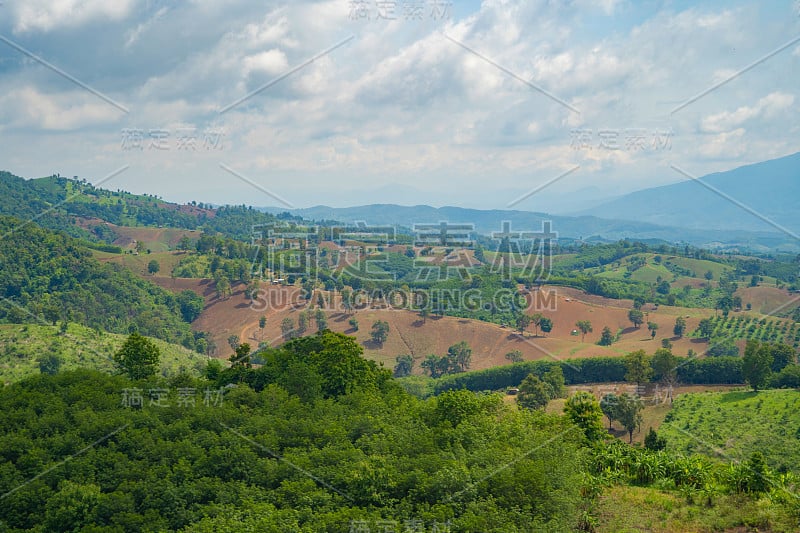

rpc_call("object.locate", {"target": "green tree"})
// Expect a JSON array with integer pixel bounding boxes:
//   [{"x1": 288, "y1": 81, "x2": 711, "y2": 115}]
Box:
[
  {"x1": 564, "y1": 391, "x2": 605, "y2": 442},
  {"x1": 615, "y1": 392, "x2": 644, "y2": 443},
  {"x1": 647, "y1": 321, "x2": 658, "y2": 339},
  {"x1": 742, "y1": 340, "x2": 773, "y2": 391},
  {"x1": 447, "y1": 341, "x2": 472, "y2": 372},
  {"x1": 348, "y1": 317, "x2": 359, "y2": 331},
  {"x1": 624, "y1": 349, "x2": 653, "y2": 388},
  {"x1": 230, "y1": 342, "x2": 251, "y2": 369},
  {"x1": 598, "y1": 326, "x2": 614, "y2": 346},
  {"x1": 370, "y1": 320, "x2": 390, "y2": 345},
  {"x1": 393, "y1": 354, "x2": 414, "y2": 377},
  {"x1": 540, "y1": 316, "x2": 553, "y2": 336},
  {"x1": 644, "y1": 427, "x2": 667, "y2": 451},
  {"x1": 673, "y1": 316, "x2": 687, "y2": 338},
  {"x1": 697, "y1": 318, "x2": 713, "y2": 338},
  {"x1": 505, "y1": 350, "x2": 523, "y2": 363},
  {"x1": 258, "y1": 315, "x2": 266, "y2": 340},
  {"x1": 628, "y1": 309, "x2": 644, "y2": 329},
  {"x1": 542, "y1": 365, "x2": 566, "y2": 398},
  {"x1": 516, "y1": 314, "x2": 532, "y2": 335},
  {"x1": 769, "y1": 343, "x2": 796, "y2": 372},
  {"x1": 147, "y1": 259, "x2": 160, "y2": 275},
  {"x1": 38, "y1": 353, "x2": 63, "y2": 375},
  {"x1": 227, "y1": 335, "x2": 240, "y2": 352},
  {"x1": 280, "y1": 317, "x2": 295, "y2": 340},
  {"x1": 575, "y1": 320, "x2": 592, "y2": 342},
  {"x1": 600, "y1": 393, "x2": 618, "y2": 430},
  {"x1": 517, "y1": 373, "x2": 552, "y2": 410},
  {"x1": 297, "y1": 310, "x2": 309, "y2": 335},
  {"x1": 314, "y1": 308, "x2": 327, "y2": 332},
  {"x1": 113, "y1": 332, "x2": 160, "y2": 380},
  {"x1": 651, "y1": 348, "x2": 678, "y2": 385}
]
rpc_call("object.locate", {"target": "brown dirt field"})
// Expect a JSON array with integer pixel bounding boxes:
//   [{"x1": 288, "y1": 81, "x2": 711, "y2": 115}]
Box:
[
  {"x1": 738, "y1": 285, "x2": 800, "y2": 315},
  {"x1": 150, "y1": 280, "x2": 720, "y2": 370},
  {"x1": 97, "y1": 251, "x2": 189, "y2": 277},
  {"x1": 107, "y1": 225, "x2": 202, "y2": 252}
]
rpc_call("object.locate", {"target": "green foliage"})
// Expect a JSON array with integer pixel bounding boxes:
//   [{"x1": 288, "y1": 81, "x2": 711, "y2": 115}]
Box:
[
  {"x1": 0, "y1": 367, "x2": 586, "y2": 531},
  {"x1": 623, "y1": 350, "x2": 653, "y2": 386},
  {"x1": 0, "y1": 216, "x2": 198, "y2": 346},
  {"x1": 516, "y1": 373, "x2": 552, "y2": 410},
  {"x1": 564, "y1": 391, "x2": 605, "y2": 442},
  {"x1": 644, "y1": 427, "x2": 667, "y2": 451},
  {"x1": 614, "y1": 393, "x2": 644, "y2": 443},
  {"x1": 393, "y1": 354, "x2": 414, "y2": 377},
  {"x1": 38, "y1": 353, "x2": 63, "y2": 375},
  {"x1": 370, "y1": 320, "x2": 389, "y2": 345},
  {"x1": 113, "y1": 332, "x2": 161, "y2": 380},
  {"x1": 742, "y1": 340, "x2": 773, "y2": 391},
  {"x1": 598, "y1": 326, "x2": 614, "y2": 346}
]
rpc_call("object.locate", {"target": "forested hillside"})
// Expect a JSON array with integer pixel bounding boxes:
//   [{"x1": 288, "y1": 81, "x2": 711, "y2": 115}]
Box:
[{"x1": 0, "y1": 216, "x2": 205, "y2": 349}]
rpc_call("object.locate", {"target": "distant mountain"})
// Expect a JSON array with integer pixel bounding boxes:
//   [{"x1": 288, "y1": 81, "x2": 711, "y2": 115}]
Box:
[
  {"x1": 579, "y1": 152, "x2": 800, "y2": 237},
  {"x1": 260, "y1": 204, "x2": 795, "y2": 251}
]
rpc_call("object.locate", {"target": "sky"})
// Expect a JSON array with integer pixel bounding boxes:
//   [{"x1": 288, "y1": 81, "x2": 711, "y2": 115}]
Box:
[{"x1": 0, "y1": 0, "x2": 798, "y2": 213}]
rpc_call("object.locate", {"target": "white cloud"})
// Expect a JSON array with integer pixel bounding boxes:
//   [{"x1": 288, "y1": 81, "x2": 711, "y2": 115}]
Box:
[
  {"x1": 701, "y1": 92, "x2": 795, "y2": 133},
  {"x1": 11, "y1": 0, "x2": 134, "y2": 33}
]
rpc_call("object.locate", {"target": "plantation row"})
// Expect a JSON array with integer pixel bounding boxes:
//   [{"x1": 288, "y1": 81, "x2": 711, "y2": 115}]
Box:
[{"x1": 693, "y1": 314, "x2": 800, "y2": 349}]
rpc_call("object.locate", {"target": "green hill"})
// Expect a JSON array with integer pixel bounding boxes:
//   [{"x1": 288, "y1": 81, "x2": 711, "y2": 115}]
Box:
[
  {"x1": 660, "y1": 389, "x2": 800, "y2": 474},
  {"x1": 0, "y1": 323, "x2": 210, "y2": 385}
]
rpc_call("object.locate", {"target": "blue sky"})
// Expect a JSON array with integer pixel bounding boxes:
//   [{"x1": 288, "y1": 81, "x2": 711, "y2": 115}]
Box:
[{"x1": 0, "y1": 0, "x2": 798, "y2": 212}]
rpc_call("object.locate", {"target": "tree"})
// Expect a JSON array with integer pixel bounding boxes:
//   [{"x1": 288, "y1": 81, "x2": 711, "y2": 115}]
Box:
[
  {"x1": 651, "y1": 348, "x2": 678, "y2": 386},
  {"x1": 39, "y1": 353, "x2": 62, "y2": 375},
  {"x1": 314, "y1": 308, "x2": 327, "y2": 332},
  {"x1": 564, "y1": 391, "x2": 605, "y2": 442},
  {"x1": 421, "y1": 354, "x2": 445, "y2": 378},
  {"x1": 598, "y1": 326, "x2": 614, "y2": 346},
  {"x1": 505, "y1": 350, "x2": 524, "y2": 363},
  {"x1": 542, "y1": 366, "x2": 565, "y2": 398},
  {"x1": 697, "y1": 318, "x2": 713, "y2": 338},
  {"x1": 341, "y1": 289, "x2": 353, "y2": 315},
  {"x1": 673, "y1": 316, "x2": 687, "y2": 338},
  {"x1": 516, "y1": 314, "x2": 532, "y2": 336},
  {"x1": 624, "y1": 349, "x2": 653, "y2": 388},
  {"x1": 297, "y1": 311, "x2": 309, "y2": 335},
  {"x1": 600, "y1": 393, "x2": 618, "y2": 430},
  {"x1": 370, "y1": 320, "x2": 389, "y2": 345},
  {"x1": 644, "y1": 427, "x2": 667, "y2": 451},
  {"x1": 280, "y1": 317, "x2": 295, "y2": 340},
  {"x1": 742, "y1": 340, "x2": 773, "y2": 391},
  {"x1": 575, "y1": 320, "x2": 592, "y2": 342},
  {"x1": 114, "y1": 332, "x2": 160, "y2": 380},
  {"x1": 615, "y1": 393, "x2": 644, "y2": 443},
  {"x1": 230, "y1": 342, "x2": 251, "y2": 368},
  {"x1": 419, "y1": 308, "x2": 429, "y2": 324},
  {"x1": 447, "y1": 341, "x2": 472, "y2": 372},
  {"x1": 215, "y1": 277, "x2": 231, "y2": 300},
  {"x1": 259, "y1": 315, "x2": 266, "y2": 340},
  {"x1": 176, "y1": 290, "x2": 203, "y2": 323},
  {"x1": 628, "y1": 309, "x2": 644, "y2": 329},
  {"x1": 647, "y1": 321, "x2": 658, "y2": 339},
  {"x1": 661, "y1": 338, "x2": 673, "y2": 350},
  {"x1": 147, "y1": 259, "x2": 160, "y2": 275},
  {"x1": 769, "y1": 343, "x2": 796, "y2": 373},
  {"x1": 529, "y1": 313, "x2": 543, "y2": 336},
  {"x1": 227, "y1": 335, "x2": 240, "y2": 352},
  {"x1": 517, "y1": 374, "x2": 552, "y2": 410},
  {"x1": 393, "y1": 355, "x2": 414, "y2": 377},
  {"x1": 540, "y1": 317, "x2": 553, "y2": 336},
  {"x1": 348, "y1": 317, "x2": 359, "y2": 331}
]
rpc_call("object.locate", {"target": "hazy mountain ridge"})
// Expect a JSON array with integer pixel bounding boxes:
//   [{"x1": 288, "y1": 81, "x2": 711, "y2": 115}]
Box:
[{"x1": 579, "y1": 152, "x2": 800, "y2": 235}]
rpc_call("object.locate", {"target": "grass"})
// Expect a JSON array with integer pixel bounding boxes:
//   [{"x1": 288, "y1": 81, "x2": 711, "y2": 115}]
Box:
[
  {"x1": 659, "y1": 389, "x2": 800, "y2": 474},
  {"x1": 595, "y1": 485, "x2": 798, "y2": 532},
  {"x1": 0, "y1": 323, "x2": 210, "y2": 385}
]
